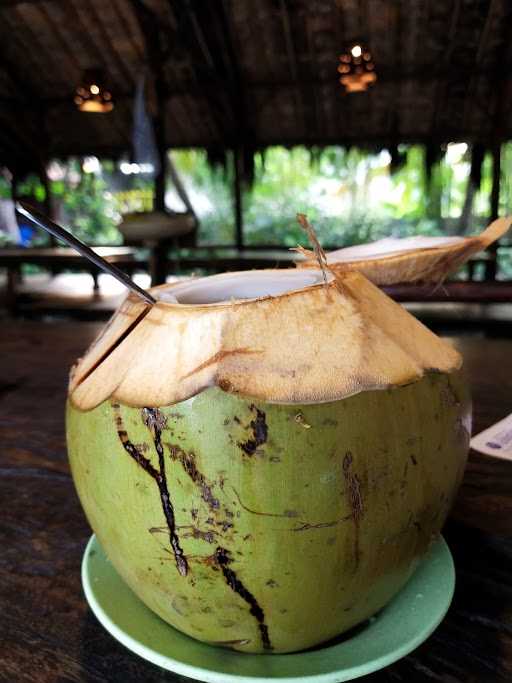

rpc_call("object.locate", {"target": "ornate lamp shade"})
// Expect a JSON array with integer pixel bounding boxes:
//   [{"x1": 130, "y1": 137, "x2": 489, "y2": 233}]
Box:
[
  {"x1": 338, "y1": 43, "x2": 377, "y2": 93},
  {"x1": 74, "y1": 69, "x2": 114, "y2": 113}
]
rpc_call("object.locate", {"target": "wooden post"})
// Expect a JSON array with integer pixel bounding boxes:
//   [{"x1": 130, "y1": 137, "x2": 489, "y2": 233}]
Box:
[
  {"x1": 490, "y1": 143, "x2": 501, "y2": 221},
  {"x1": 11, "y1": 170, "x2": 19, "y2": 203},
  {"x1": 459, "y1": 143, "x2": 484, "y2": 234},
  {"x1": 38, "y1": 105, "x2": 56, "y2": 244},
  {"x1": 152, "y1": 71, "x2": 167, "y2": 283},
  {"x1": 8, "y1": 171, "x2": 21, "y2": 309},
  {"x1": 234, "y1": 145, "x2": 244, "y2": 249},
  {"x1": 485, "y1": 143, "x2": 501, "y2": 281},
  {"x1": 153, "y1": 146, "x2": 166, "y2": 213},
  {"x1": 39, "y1": 162, "x2": 53, "y2": 219},
  {"x1": 153, "y1": 84, "x2": 167, "y2": 213},
  {"x1": 425, "y1": 143, "x2": 443, "y2": 222},
  {"x1": 38, "y1": 161, "x2": 57, "y2": 247},
  {"x1": 129, "y1": 1, "x2": 167, "y2": 214}
]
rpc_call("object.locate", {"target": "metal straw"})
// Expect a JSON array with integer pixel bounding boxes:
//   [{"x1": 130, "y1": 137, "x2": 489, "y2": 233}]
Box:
[{"x1": 16, "y1": 201, "x2": 156, "y2": 306}]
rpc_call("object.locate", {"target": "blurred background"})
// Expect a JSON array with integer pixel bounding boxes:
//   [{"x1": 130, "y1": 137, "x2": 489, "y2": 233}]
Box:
[
  {"x1": 1, "y1": 0, "x2": 511, "y2": 323},
  {"x1": 4, "y1": 143, "x2": 511, "y2": 254}
]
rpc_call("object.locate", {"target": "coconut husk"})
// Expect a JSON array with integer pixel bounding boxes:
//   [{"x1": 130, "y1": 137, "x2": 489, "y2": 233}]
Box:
[
  {"x1": 296, "y1": 213, "x2": 329, "y2": 284},
  {"x1": 69, "y1": 269, "x2": 461, "y2": 411},
  {"x1": 295, "y1": 217, "x2": 511, "y2": 285}
]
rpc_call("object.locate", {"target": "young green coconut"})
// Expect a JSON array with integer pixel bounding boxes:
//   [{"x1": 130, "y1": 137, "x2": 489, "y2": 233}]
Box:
[{"x1": 67, "y1": 265, "x2": 471, "y2": 654}]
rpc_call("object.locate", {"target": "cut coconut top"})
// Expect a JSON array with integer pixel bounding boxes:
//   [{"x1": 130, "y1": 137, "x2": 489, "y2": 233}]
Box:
[
  {"x1": 317, "y1": 235, "x2": 465, "y2": 263},
  {"x1": 69, "y1": 269, "x2": 461, "y2": 411},
  {"x1": 296, "y1": 217, "x2": 511, "y2": 285}
]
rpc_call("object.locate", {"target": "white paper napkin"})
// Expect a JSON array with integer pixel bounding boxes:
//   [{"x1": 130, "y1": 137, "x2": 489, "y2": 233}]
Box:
[{"x1": 470, "y1": 413, "x2": 512, "y2": 460}]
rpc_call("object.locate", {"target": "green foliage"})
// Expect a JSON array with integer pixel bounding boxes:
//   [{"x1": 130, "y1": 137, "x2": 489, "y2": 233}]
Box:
[
  {"x1": 55, "y1": 173, "x2": 121, "y2": 245},
  {"x1": 2, "y1": 142, "x2": 511, "y2": 277},
  {"x1": 0, "y1": 172, "x2": 12, "y2": 199},
  {"x1": 240, "y1": 145, "x2": 443, "y2": 247},
  {"x1": 42, "y1": 160, "x2": 118, "y2": 244},
  {"x1": 499, "y1": 143, "x2": 512, "y2": 238},
  {"x1": 167, "y1": 149, "x2": 235, "y2": 245}
]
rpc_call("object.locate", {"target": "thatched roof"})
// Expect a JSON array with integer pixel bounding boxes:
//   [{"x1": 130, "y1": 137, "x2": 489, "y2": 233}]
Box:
[{"x1": 1, "y1": 0, "x2": 511, "y2": 171}]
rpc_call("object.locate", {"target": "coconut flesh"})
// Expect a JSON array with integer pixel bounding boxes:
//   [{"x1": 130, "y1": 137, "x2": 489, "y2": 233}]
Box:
[
  {"x1": 156, "y1": 269, "x2": 326, "y2": 304},
  {"x1": 67, "y1": 267, "x2": 471, "y2": 653}
]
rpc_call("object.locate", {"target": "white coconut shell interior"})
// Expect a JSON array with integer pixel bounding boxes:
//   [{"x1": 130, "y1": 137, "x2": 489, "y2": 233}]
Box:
[
  {"x1": 69, "y1": 269, "x2": 461, "y2": 410},
  {"x1": 296, "y1": 217, "x2": 511, "y2": 285}
]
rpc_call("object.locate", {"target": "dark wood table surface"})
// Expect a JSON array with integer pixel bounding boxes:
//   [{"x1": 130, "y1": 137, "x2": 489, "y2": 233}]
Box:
[{"x1": 1, "y1": 321, "x2": 511, "y2": 683}]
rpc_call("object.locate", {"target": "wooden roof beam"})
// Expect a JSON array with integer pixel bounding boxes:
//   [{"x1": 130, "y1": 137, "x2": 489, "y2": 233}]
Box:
[
  {"x1": 172, "y1": 0, "x2": 249, "y2": 246},
  {"x1": 209, "y1": 0, "x2": 246, "y2": 138},
  {"x1": 43, "y1": 1, "x2": 132, "y2": 148},
  {"x1": 4, "y1": 63, "x2": 512, "y2": 111},
  {"x1": 166, "y1": 0, "x2": 237, "y2": 143},
  {"x1": 484, "y1": 2, "x2": 512, "y2": 276},
  {"x1": 489, "y1": 1, "x2": 512, "y2": 139},
  {"x1": 0, "y1": 44, "x2": 48, "y2": 166},
  {"x1": 129, "y1": 0, "x2": 201, "y2": 216},
  {"x1": 169, "y1": 0, "x2": 252, "y2": 146},
  {"x1": 279, "y1": 0, "x2": 307, "y2": 136},
  {"x1": 27, "y1": 126, "x2": 512, "y2": 161},
  {"x1": 460, "y1": 0, "x2": 503, "y2": 137},
  {"x1": 0, "y1": 46, "x2": 41, "y2": 105},
  {"x1": 128, "y1": 0, "x2": 164, "y2": 72},
  {"x1": 279, "y1": 0, "x2": 299, "y2": 82},
  {"x1": 128, "y1": 0, "x2": 169, "y2": 211},
  {"x1": 129, "y1": 0, "x2": 212, "y2": 111}
]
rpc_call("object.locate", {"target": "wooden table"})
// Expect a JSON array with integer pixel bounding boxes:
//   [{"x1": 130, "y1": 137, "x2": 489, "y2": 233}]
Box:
[
  {"x1": 0, "y1": 247, "x2": 137, "y2": 311},
  {"x1": 1, "y1": 322, "x2": 511, "y2": 682}
]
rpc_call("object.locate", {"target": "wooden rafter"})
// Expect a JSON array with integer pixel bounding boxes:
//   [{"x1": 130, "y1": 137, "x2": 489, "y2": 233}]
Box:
[
  {"x1": 0, "y1": 0, "x2": 512, "y2": 159},
  {"x1": 460, "y1": 0, "x2": 503, "y2": 138},
  {"x1": 215, "y1": 0, "x2": 248, "y2": 140},
  {"x1": 166, "y1": 0, "x2": 236, "y2": 142},
  {"x1": 128, "y1": 0, "x2": 168, "y2": 210},
  {"x1": 2, "y1": 64, "x2": 512, "y2": 110},
  {"x1": 279, "y1": 0, "x2": 306, "y2": 136},
  {"x1": 485, "y1": 1, "x2": 512, "y2": 277},
  {"x1": 0, "y1": 40, "x2": 45, "y2": 161},
  {"x1": 46, "y1": 1, "x2": 132, "y2": 148},
  {"x1": 211, "y1": 0, "x2": 251, "y2": 247},
  {"x1": 428, "y1": 0, "x2": 461, "y2": 138},
  {"x1": 85, "y1": 2, "x2": 136, "y2": 88},
  {"x1": 111, "y1": 0, "x2": 145, "y2": 63},
  {"x1": 0, "y1": 28, "x2": 41, "y2": 104}
]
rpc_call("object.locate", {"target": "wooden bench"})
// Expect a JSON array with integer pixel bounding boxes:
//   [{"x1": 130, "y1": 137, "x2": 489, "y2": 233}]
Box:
[
  {"x1": 2, "y1": 246, "x2": 511, "y2": 321},
  {"x1": 0, "y1": 246, "x2": 137, "y2": 312}
]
